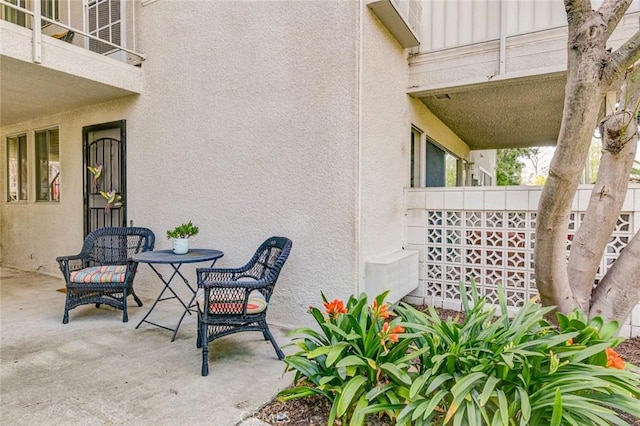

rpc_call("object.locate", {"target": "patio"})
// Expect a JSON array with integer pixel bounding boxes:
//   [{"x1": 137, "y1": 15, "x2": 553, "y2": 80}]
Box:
[{"x1": 0, "y1": 267, "x2": 292, "y2": 425}]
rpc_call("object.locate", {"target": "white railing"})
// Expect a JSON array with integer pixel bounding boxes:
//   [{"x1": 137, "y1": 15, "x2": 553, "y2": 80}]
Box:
[
  {"x1": 421, "y1": 0, "x2": 640, "y2": 52},
  {"x1": 404, "y1": 185, "x2": 640, "y2": 338},
  {"x1": 0, "y1": 0, "x2": 144, "y2": 64}
]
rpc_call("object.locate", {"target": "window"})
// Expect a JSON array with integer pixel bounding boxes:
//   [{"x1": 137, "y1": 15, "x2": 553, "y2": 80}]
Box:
[
  {"x1": 88, "y1": 0, "x2": 122, "y2": 54},
  {"x1": 445, "y1": 152, "x2": 459, "y2": 186},
  {"x1": 7, "y1": 134, "x2": 28, "y2": 202},
  {"x1": 35, "y1": 128, "x2": 60, "y2": 202},
  {"x1": 41, "y1": 0, "x2": 59, "y2": 22},
  {"x1": 470, "y1": 166, "x2": 493, "y2": 186},
  {"x1": 410, "y1": 127, "x2": 423, "y2": 187},
  {"x1": 2, "y1": 0, "x2": 26, "y2": 26},
  {"x1": 478, "y1": 168, "x2": 493, "y2": 186}
]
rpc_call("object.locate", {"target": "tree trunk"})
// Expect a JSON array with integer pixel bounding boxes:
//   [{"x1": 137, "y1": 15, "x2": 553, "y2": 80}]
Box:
[
  {"x1": 591, "y1": 232, "x2": 640, "y2": 323},
  {"x1": 534, "y1": 4, "x2": 609, "y2": 313},
  {"x1": 568, "y1": 66, "x2": 640, "y2": 312},
  {"x1": 535, "y1": 0, "x2": 640, "y2": 322}
]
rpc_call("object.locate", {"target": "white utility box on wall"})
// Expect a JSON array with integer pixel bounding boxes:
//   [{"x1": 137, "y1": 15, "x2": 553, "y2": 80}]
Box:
[{"x1": 365, "y1": 250, "x2": 419, "y2": 303}]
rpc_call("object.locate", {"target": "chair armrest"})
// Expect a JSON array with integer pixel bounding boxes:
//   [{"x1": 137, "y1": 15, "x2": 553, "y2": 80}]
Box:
[
  {"x1": 56, "y1": 254, "x2": 89, "y2": 275},
  {"x1": 196, "y1": 267, "x2": 264, "y2": 287}
]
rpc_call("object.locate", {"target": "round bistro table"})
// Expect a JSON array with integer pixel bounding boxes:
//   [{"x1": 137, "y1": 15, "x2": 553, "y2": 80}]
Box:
[{"x1": 133, "y1": 248, "x2": 224, "y2": 341}]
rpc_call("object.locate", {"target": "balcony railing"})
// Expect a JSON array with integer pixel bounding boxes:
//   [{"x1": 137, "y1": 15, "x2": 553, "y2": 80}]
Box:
[{"x1": 0, "y1": 0, "x2": 144, "y2": 65}]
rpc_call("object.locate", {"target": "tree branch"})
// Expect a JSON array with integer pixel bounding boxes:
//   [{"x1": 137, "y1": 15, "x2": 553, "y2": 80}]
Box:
[
  {"x1": 590, "y1": 230, "x2": 640, "y2": 326},
  {"x1": 605, "y1": 29, "x2": 640, "y2": 87},
  {"x1": 598, "y1": 0, "x2": 634, "y2": 39},
  {"x1": 587, "y1": 67, "x2": 640, "y2": 325},
  {"x1": 567, "y1": 108, "x2": 637, "y2": 310},
  {"x1": 564, "y1": 0, "x2": 591, "y2": 26}
]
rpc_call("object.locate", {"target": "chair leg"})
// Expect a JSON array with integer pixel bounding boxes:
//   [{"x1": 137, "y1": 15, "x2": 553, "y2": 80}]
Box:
[
  {"x1": 196, "y1": 314, "x2": 203, "y2": 348},
  {"x1": 201, "y1": 343, "x2": 209, "y2": 376},
  {"x1": 131, "y1": 288, "x2": 143, "y2": 307},
  {"x1": 63, "y1": 291, "x2": 71, "y2": 324},
  {"x1": 200, "y1": 318, "x2": 209, "y2": 376},
  {"x1": 122, "y1": 294, "x2": 129, "y2": 323},
  {"x1": 261, "y1": 321, "x2": 284, "y2": 360}
]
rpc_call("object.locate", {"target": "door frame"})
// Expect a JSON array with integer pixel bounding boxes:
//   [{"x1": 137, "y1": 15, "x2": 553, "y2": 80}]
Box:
[{"x1": 82, "y1": 119, "x2": 127, "y2": 236}]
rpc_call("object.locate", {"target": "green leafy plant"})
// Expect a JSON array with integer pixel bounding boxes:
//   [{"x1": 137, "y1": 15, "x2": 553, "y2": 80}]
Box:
[
  {"x1": 166, "y1": 220, "x2": 199, "y2": 239},
  {"x1": 280, "y1": 284, "x2": 640, "y2": 425},
  {"x1": 385, "y1": 283, "x2": 640, "y2": 426},
  {"x1": 279, "y1": 291, "x2": 412, "y2": 425},
  {"x1": 556, "y1": 308, "x2": 624, "y2": 366}
]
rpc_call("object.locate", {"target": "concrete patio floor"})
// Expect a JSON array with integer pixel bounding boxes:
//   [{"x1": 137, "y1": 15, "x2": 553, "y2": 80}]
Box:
[{"x1": 0, "y1": 267, "x2": 293, "y2": 425}]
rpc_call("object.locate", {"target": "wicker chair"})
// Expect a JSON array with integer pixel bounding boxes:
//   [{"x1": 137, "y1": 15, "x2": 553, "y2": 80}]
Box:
[
  {"x1": 196, "y1": 236, "x2": 292, "y2": 376},
  {"x1": 57, "y1": 227, "x2": 155, "y2": 324}
]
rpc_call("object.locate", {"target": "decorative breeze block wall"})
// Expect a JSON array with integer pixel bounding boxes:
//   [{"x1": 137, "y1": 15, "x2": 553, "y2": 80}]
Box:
[{"x1": 403, "y1": 185, "x2": 640, "y2": 338}]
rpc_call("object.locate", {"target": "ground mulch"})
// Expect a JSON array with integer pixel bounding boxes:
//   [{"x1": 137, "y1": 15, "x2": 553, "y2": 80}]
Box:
[{"x1": 257, "y1": 307, "x2": 640, "y2": 425}]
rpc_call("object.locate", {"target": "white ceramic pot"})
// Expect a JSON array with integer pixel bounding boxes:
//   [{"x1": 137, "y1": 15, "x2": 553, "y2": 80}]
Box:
[{"x1": 172, "y1": 238, "x2": 189, "y2": 254}]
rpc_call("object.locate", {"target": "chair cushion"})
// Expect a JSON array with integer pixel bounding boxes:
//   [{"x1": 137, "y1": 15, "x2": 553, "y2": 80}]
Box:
[
  {"x1": 70, "y1": 265, "x2": 127, "y2": 283},
  {"x1": 195, "y1": 288, "x2": 267, "y2": 314}
]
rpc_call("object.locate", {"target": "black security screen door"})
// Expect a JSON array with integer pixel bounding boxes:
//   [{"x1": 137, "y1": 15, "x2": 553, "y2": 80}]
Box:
[{"x1": 82, "y1": 120, "x2": 127, "y2": 236}]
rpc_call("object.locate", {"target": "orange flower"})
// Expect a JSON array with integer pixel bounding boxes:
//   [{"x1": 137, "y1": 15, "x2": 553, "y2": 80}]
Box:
[
  {"x1": 388, "y1": 325, "x2": 405, "y2": 343},
  {"x1": 567, "y1": 338, "x2": 573, "y2": 346},
  {"x1": 606, "y1": 348, "x2": 625, "y2": 370},
  {"x1": 372, "y1": 300, "x2": 390, "y2": 320},
  {"x1": 324, "y1": 299, "x2": 347, "y2": 319},
  {"x1": 379, "y1": 322, "x2": 405, "y2": 349}
]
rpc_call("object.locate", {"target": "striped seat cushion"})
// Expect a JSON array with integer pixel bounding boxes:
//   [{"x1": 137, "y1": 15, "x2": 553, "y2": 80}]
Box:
[
  {"x1": 195, "y1": 288, "x2": 267, "y2": 314},
  {"x1": 70, "y1": 265, "x2": 127, "y2": 283}
]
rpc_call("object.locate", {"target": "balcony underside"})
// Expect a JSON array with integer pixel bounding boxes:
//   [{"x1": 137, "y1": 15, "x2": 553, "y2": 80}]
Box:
[
  {"x1": 410, "y1": 70, "x2": 567, "y2": 150},
  {"x1": 409, "y1": 13, "x2": 638, "y2": 151},
  {"x1": 0, "y1": 21, "x2": 142, "y2": 127},
  {"x1": 408, "y1": 27, "x2": 569, "y2": 150}
]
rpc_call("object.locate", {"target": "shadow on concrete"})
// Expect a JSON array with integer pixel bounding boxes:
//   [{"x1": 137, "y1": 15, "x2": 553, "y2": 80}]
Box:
[{"x1": 0, "y1": 267, "x2": 292, "y2": 425}]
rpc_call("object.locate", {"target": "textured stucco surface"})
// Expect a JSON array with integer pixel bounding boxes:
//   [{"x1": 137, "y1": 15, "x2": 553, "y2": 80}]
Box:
[
  {"x1": 0, "y1": 99, "x2": 137, "y2": 274},
  {"x1": 358, "y1": 7, "x2": 412, "y2": 288},
  {"x1": 0, "y1": 0, "x2": 475, "y2": 330},
  {"x1": 125, "y1": 0, "x2": 361, "y2": 329}
]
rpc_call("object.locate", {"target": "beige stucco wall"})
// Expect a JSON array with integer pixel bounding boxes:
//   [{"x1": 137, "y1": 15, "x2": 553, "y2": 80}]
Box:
[
  {"x1": 358, "y1": 5, "x2": 413, "y2": 288},
  {"x1": 358, "y1": 4, "x2": 473, "y2": 298},
  {"x1": 128, "y1": 0, "x2": 361, "y2": 328},
  {"x1": 1, "y1": 0, "x2": 475, "y2": 329},
  {"x1": 1, "y1": 1, "x2": 361, "y2": 329},
  {"x1": 0, "y1": 99, "x2": 137, "y2": 274}
]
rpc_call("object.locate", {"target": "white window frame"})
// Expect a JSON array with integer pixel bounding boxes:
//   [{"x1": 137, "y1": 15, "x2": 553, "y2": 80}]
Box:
[
  {"x1": 35, "y1": 127, "x2": 60, "y2": 202},
  {"x1": 410, "y1": 126, "x2": 424, "y2": 187},
  {"x1": 6, "y1": 133, "x2": 28, "y2": 202}
]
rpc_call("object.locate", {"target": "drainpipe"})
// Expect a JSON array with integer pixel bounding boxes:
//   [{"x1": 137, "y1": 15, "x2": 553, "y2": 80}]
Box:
[
  {"x1": 499, "y1": 0, "x2": 507, "y2": 75},
  {"x1": 33, "y1": 0, "x2": 41, "y2": 63},
  {"x1": 356, "y1": 0, "x2": 364, "y2": 296}
]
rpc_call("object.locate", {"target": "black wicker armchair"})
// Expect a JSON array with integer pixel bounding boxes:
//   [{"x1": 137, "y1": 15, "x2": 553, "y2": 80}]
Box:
[
  {"x1": 196, "y1": 236, "x2": 292, "y2": 376},
  {"x1": 57, "y1": 227, "x2": 155, "y2": 324}
]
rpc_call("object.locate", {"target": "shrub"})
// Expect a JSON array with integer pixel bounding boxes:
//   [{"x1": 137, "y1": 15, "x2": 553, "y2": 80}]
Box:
[
  {"x1": 280, "y1": 283, "x2": 640, "y2": 425},
  {"x1": 279, "y1": 291, "x2": 411, "y2": 425},
  {"x1": 388, "y1": 283, "x2": 640, "y2": 425}
]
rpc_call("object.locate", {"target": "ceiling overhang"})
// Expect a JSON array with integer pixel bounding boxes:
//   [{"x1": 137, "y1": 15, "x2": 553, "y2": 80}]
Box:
[
  {"x1": 1, "y1": 20, "x2": 142, "y2": 127},
  {"x1": 409, "y1": 72, "x2": 567, "y2": 150}
]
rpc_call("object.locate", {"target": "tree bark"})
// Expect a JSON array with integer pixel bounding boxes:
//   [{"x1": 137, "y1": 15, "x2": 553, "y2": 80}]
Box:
[
  {"x1": 590, "y1": 232, "x2": 640, "y2": 324},
  {"x1": 568, "y1": 66, "x2": 640, "y2": 312},
  {"x1": 534, "y1": 2, "x2": 609, "y2": 313},
  {"x1": 534, "y1": 0, "x2": 640, "y2": 319}
]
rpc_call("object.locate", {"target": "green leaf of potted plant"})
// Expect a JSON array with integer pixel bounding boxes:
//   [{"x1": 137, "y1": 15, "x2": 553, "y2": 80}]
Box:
[{"x1": 166, "y1": 221, "x2": 199, "y2": 254}]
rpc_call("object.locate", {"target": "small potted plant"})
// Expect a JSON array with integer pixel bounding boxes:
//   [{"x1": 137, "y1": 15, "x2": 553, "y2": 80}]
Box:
[{"x1": 166, "y1": 220, "x2": 199, "y2": 254}]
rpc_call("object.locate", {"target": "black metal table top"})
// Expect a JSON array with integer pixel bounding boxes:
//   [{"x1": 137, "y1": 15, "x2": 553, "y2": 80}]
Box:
[{"x1": 132, "y1": 249, "x2": 224, "y2": 264}]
